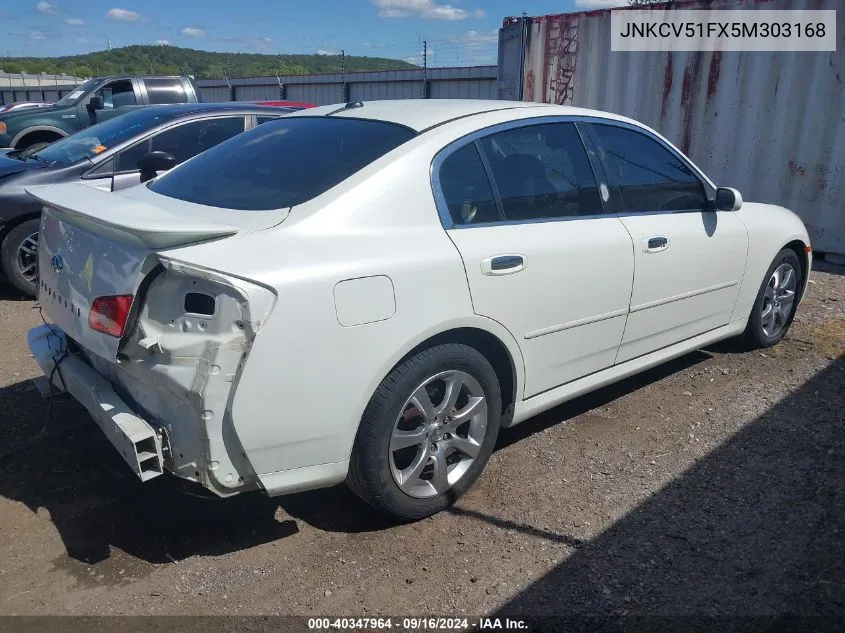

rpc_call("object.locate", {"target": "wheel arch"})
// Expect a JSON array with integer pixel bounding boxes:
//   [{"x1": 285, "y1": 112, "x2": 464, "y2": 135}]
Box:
[
  {"x1": 0, "y1": 211, "x2": 41, "y2": 246},
  {"x1": 375, "y1": 322, "x2": 524, "y2": 427},
  {"x1": 11, "y1": 126, "x2": 67, "y2": 149},
  {"x1": 782, "y1": 238, "x2": 811, "y2": 302}
]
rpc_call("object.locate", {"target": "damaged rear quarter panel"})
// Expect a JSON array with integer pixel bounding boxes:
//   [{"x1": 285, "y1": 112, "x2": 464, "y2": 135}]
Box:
[{"x1": 105, "y1": 258, "x2": 276, "y2": 495}]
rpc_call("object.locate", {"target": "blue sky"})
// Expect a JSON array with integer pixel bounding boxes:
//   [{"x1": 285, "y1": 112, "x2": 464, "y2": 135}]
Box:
[{"x1": 1, "y1": 0, "x2": 627, "y2": 66}]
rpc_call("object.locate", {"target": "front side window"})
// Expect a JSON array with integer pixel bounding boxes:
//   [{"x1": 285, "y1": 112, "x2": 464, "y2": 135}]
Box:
[
  {"x1": 439, "y1": 143, "x2": 500, "y2": 226},
  {"x1": 479, "y1": 123, "x2": 603, "y2": 221},
  {"x1": 592, "y1": 124, "x2": 707, "y2": 213},
  {"x1": 98, "y1": 79, "x2": 136, "y2": 108},
  {"x1": 144, "y1": 78, "x2": 188, "y2": 105},
  {"x1": 150, "y1": 117, "x2": 416, "y2": 210},
  {"x1": 116, "y1": 117, "x2": 246, "y2": 172}
]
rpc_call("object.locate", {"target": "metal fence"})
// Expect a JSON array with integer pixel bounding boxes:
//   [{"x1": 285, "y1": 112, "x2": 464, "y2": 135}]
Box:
[
  {"x1": 0, "y1": 72, "x2": 84, "y2": 105},
  {"x1": 500, "y1": 0, "x2": 845, "y2": 257},
  {"x1": 196, "y1": 65, "x2": 498, "y2": 105}
]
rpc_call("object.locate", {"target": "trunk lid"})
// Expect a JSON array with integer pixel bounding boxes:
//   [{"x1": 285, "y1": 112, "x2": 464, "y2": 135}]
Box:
[{"x1": 26, "y1": 182, "x2": 277, "y2": 361}]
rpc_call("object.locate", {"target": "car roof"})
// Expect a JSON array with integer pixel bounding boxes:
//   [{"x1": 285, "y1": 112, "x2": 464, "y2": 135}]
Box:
[
  {"x1": 134, "y1": 102, "x2": 298, "y2": 119},
  {"x1": 285, "y1": 99, "x2": 634, "y2": 133}
]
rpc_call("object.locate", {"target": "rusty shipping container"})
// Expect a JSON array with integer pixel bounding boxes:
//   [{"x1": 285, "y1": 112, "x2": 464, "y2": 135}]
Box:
[{"x1": 498, "y1": 0, "x2": 844, "y2": 259}]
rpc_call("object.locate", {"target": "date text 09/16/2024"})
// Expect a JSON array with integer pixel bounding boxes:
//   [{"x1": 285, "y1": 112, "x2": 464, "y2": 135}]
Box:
[{"x1": 307, "y1": 617, "x2": 528, "y2": 630}]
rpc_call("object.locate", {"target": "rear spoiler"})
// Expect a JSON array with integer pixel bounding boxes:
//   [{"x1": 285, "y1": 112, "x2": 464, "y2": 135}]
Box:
[{"x1": 26, "y1": 183, "x2": 238, "y2": 250}]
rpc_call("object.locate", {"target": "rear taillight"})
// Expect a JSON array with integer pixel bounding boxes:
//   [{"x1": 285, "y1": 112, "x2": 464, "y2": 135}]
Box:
[{"x1": 89, "y1": 294, "x2": 133, "y2": 337}]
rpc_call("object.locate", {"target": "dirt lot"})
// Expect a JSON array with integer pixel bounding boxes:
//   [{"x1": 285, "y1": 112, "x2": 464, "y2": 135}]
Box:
[{"x1": 0, "y1": 262, "x2": 843, "y2": 619}]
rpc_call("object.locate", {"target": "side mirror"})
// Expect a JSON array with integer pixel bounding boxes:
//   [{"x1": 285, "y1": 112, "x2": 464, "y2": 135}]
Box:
[
  {"x1": 89, "y1": 95, "x2": 104, "y2": 111},
  {"x1": 138, "y1": 151, "x2": 176, "y2": 183},
  {"x1": 715, "y1": 187, "x2": 743, "y2": 212}
]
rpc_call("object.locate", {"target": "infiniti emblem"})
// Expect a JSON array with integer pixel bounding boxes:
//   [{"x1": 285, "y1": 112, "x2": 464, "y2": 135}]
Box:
[{"x1": 51, "y1": 254, "x2": 65, "y2": 274}]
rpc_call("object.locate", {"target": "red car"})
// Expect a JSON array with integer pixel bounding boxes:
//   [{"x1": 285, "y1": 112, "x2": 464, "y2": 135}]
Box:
[
  {"x1": 254, "y1": 100, "x2": 315, "y2": 110},
  {"x1": 0, "y1": 101, "x2": 53, "y2": 113}
]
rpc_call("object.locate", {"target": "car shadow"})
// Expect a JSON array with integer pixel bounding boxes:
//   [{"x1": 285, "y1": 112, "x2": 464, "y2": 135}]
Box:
[
  {"x1": 814, "y1": 258, "x2": 845, "y2": 277},
  {"x1": 0, "y1": 348, "x2": 713, "y2": 565},
  {"x1": 0, "y1": 281, "x2": 35, "y2": 301},
  {"x1": 488, "y1": 355, "x2": 845, "y2": 622},
  {"x1": 0, "y1": 379, "x2": 298, "y2": 567}
]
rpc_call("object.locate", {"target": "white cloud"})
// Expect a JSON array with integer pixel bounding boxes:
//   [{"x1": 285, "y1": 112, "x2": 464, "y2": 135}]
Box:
[
  {"x1": 574, "y1": 0, "x2": 629, "y2": 7},
  {"x1": 316, "y1": 49, "x2": 337, "y2": 55},
  {"x1": 155, "y1": 39, "x2": 170, "y2": 45},
  {"x1": 36, "y1": 1, "x2": 56, "y2": 14},
  {"x1": 76, "y1": 37, "x2": 88, "y2": 43},
  {"x1": 31, "y1": 30, "x2": 46, "y2": 40},
  {"x1": 261, "y1": 36, "x2": 272, "y2": 42},
  {"x1": 181, "y1": 26, "x2": 206, "y2": 37},
  {"x1": 474, "y1": 9, "x2": 486, "y2": 17},
  {"x1": 106, "y1": 8, "x2": 140, "y2": 21},
  {"x1": 65, "y1": 17, "x2": 85, "y2": 25},
  {"x1": 464, "y1": 29, "x2": 498, "y2": 43},
  {"x1": 371, "y1": 0, "x2": 483, "y2": 20}
]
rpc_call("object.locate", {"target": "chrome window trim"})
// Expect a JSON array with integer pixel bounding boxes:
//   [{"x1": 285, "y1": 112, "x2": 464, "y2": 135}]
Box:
[
  {"x1": 430, "y1": 114, "x2": 718, "y2": 230},
  {"x1": 430, "y1": 115, "x2": 615, "y2": 230}
]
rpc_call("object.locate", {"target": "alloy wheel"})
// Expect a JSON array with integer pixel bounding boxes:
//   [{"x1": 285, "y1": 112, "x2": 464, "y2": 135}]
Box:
[
  {"x1": 761, "y1": 262, "x2": 797, "y2": 338},
  {"x1": 15, "y1": 231, "x2": 39, "y2": 285},
  {"x1": 389, "y1": 370, "x2": 488, "y2": 499}
]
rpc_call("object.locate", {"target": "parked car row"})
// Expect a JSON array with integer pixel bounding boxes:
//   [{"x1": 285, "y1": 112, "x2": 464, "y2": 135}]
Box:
[
  {"x1": 0, "y1": 102, "x2": 308, "y2": 295},
  {"x1": 17, "y1": 97, "x2": 810, "y2": 521}
]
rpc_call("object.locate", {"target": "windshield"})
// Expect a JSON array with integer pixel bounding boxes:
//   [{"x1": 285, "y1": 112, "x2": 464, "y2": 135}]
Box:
[
  {"x1": 32, "y1": 108, "x2": 181, "y2": 165},
  {"x1": 53, "y1": 79, "x2": 99, "y2": 107},
  {"x1": 149, "y1": 117, "x2": 416, "y2": 210}
]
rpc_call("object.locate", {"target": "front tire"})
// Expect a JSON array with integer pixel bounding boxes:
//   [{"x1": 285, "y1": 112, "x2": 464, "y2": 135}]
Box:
[
  {"x1": 742, "y1": 248, "x2": 802, "y2": 349},
  {"x1": 1, "y1": 218, "x2": 40, "y2": 297},
  {"x1": 348, "y1": 343, "x2": 502, "y2": 521}
]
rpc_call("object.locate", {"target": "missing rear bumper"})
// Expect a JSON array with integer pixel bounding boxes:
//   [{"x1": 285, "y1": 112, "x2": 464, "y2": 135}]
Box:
[{"x1": 27, "y1": 323, "x2": 165, "y2": 482}]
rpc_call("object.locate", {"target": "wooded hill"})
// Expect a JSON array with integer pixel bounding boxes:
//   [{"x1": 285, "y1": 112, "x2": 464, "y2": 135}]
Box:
[{"x1": 0, "y1": 44, "x2": 417, "y2": 78}]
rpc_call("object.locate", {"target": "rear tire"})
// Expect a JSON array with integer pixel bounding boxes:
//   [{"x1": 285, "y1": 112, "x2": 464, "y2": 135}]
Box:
[
  {"x1": 1, "y1": 218, "x2": 40, "y2": 297},
  {"x1": 348, "y1": 343, "x2": 502, "y2": 521},
  {"x1": 21, "y1": 141, "x2": 51, "y2": 154},
  {"x1": 742, "y1": 248, "x2": 802, "y2": 349}
]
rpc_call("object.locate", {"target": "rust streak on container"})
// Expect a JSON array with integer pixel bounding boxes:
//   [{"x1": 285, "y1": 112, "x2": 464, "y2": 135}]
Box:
[
  {"x1": 707, "y1": 52, "x2": 722, "y2": 101},
  {"x1": 679, "y1": 53, "x2": 702, "y2": 155},
  {"x1": 661, "y1": 51, "x2": 674, "y2": 121}
]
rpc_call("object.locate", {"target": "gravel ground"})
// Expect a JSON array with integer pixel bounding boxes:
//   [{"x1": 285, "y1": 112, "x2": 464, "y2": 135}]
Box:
[{"x1": 0, "y1": 262, "x2": 842, "y2": 618}]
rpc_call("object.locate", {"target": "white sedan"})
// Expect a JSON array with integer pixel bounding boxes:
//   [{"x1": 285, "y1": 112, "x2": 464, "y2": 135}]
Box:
[{"x1": 27, "y1": 100, "x2": 810, "y2": 520}]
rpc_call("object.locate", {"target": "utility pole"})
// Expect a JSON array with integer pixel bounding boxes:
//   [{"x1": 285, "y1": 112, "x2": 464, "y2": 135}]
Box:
[
  {"x1": 340, "y1": 49, "x2": 347, "y2": 103},
  {"x1": 422, "y1": 40, "x2": 428, "y2": 99},
  {"x1": 107, "y1": 39, "x2": 111, "y2": 50}
]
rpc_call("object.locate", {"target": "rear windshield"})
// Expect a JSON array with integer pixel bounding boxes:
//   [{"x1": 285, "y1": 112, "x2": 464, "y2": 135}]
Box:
[{"x1": 148, "y1": 117, "x2": 416, "y2": 210}]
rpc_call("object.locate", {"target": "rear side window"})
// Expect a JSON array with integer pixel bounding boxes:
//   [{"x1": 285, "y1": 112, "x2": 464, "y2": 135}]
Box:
[
  {"x1": 591, "y1": 124, "x2": 707, "y2": 213},
  {"x1": 479, "y1": 123, "x2": 602, "y2": 221},
  {"x1": 439, "y1": 144, "x2": 500, "y2": 225},
  {"x1": 150, "y1": 117, "x2": 416, "y2": 210},
  {"x1": 145, "y1": 78, "x2": 188, "y2": 104}
]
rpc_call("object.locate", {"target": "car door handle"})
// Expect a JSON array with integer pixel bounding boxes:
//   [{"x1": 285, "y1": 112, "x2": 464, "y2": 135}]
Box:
[
  {"x1": 481, "y1": 254, "x2": 525, "y2": 276},
  {"x1": 644, "y1": 236, "x2": 670, "y2": 253}
]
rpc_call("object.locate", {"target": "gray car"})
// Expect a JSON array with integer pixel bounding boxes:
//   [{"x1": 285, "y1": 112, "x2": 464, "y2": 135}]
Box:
[{"x1": 0, "y1": 102, "x2": 300, "y2": 295}]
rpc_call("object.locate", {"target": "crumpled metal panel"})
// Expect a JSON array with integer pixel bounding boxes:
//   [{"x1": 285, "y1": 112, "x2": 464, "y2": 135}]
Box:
[{"x1": 521, "y1": 0, "x2": 844, "y2": 255}]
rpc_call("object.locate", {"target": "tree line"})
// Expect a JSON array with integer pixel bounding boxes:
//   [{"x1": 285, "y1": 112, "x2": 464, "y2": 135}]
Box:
[{"x1": 0, "y1": 44, "x2": 416, "y2": 79}]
